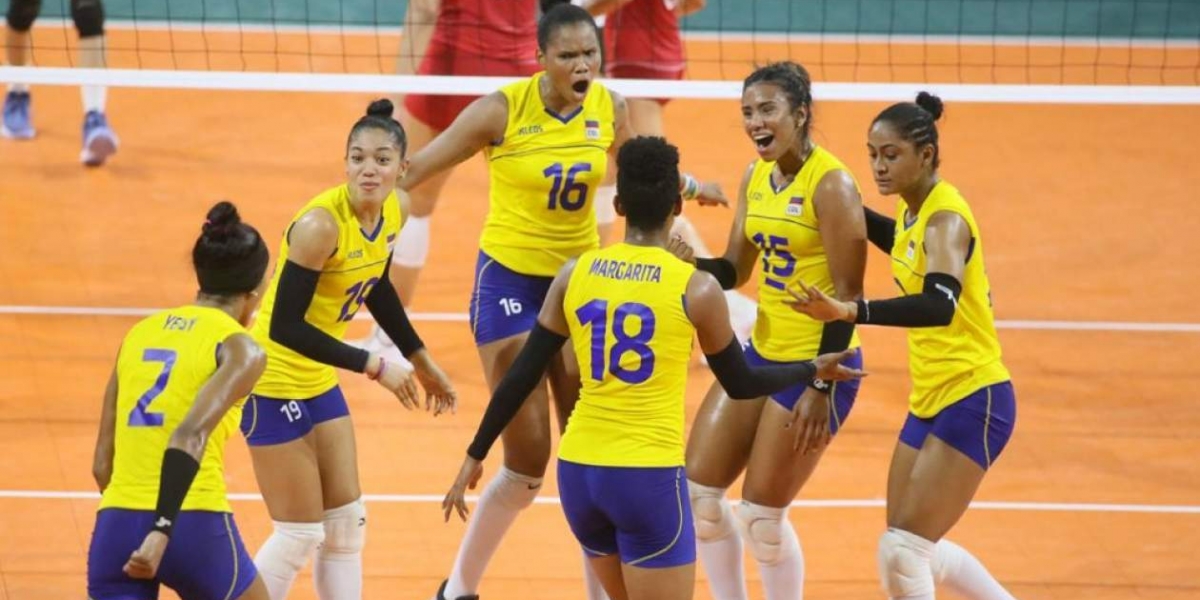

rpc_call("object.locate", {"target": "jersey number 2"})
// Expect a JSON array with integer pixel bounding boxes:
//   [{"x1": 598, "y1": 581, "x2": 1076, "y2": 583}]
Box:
[
  {"x1": 576, "y1": 300, "x2": 656, "y2": 384},
  {"x1": 127, "y1": 348, "x2": 177, "y2": 427}
]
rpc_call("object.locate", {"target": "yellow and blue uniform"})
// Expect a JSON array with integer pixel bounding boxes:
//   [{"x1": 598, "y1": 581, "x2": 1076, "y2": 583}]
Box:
[
  {"x1": 741, "y1": 147, "x2": 864, "y2": 425},
  {"x1": 88, "y1": 305, "x2": 258, "y2": 600},
  {"x1": 556, "y1": 244, "x2": 698, "y2": 568},
  {"x1": 241, "y1": 184, "x2": 404, "y2": 446},
  {"x1": 891, "y1": 181, "x2": 1016, "y2": 469},
  {"x1": 469, "y1": 72, "x2": 616, "y2": 346}
]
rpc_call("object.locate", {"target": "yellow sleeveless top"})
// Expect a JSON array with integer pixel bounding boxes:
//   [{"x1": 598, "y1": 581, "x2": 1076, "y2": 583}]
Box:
[
  {"x1": 891, "y1": 180, "x2": 1010, "y2": 417},
  {"x1": 101, "y1": 305, "x2": 246, "y2": 513},
  {"x1": 251, "y1": 184, "x2": 405, "y2": 399},
  {"x1": 558, "y1": 243, "x2": 697, "y2": 467},
  {"x1": 481, "y1": 73, "x2": 615, "y2": 276},
  {"x1": 745, "y1": 147, "x2": 862, "y2": 361}
]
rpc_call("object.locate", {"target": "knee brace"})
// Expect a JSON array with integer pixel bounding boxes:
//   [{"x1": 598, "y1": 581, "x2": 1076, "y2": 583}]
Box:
[
  {"x1": 486, "y1": 466, "x2": 542, "y2": 511},
  {"x1": 321, "y1": 498, "x2": 367, "y2": 557},
  {"x1": 687, "y1": 480, "x2": 734, "y2": 542},
  {"x1": 734, "y1": 501, "x2": 793, "y2": 566},
  {"x1": 6, "y1": 0, "x2": 41, "y2": 33},
  {"x1": 71, "y1": 0, "x2": 104, "y2": 38},
  {"x1": 392, "y1": 215, "x2": 430, "y2": 268},
  {"x1": 877, "y1": 528, "x2": 936, "y2": 599},
  {"x1": 262, "y1": 521, "x2": 327, "y2": 572},
  {"x1": 593, "y1": 185, "x2": 616, "y2": 227}
]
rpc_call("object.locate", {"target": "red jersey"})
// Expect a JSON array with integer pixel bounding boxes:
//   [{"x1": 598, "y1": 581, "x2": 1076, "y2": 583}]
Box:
[
  {"x1": 604, "y1": 0, "x2": 685, "y2": 75},
  {"x1": 430, "y1": 0, "x2": 539, "y2": 61}
]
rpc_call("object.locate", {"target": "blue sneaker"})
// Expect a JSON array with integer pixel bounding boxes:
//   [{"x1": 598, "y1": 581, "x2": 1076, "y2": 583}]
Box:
[
  {"x1": 80, "y1": 110, "x2": 118, "y2": 167},
  {"x1": 1, "y1": 90, "x2": 35, "y2": 139}
]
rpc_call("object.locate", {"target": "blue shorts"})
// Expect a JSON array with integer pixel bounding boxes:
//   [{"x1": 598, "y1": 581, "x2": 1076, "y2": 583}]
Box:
[
  {"x1": 88, "y1": 508, "x2": 257, "y2": 600},
  {"x1": 240, "y1": 385, "x2": 350, "y2": 446},
  {"x1": 557, "y1": 460, "x2": 695, "y2": 568},
  {"x1": 899, "y1": 381, "x2": 1017, "y2": 470},
  {"x1": 468, "y1": 250, "x2": 555, "y2": 346},
  {"x1": 745, "y1": 344, "x2": 863, "y2": 434}
]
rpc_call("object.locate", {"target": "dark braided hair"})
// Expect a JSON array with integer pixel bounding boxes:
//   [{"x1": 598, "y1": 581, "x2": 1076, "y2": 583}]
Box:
[
  {"x1": 873, "y1": 91, "x2": 945, "y2": 169},
  {"x1": 346, "y1": 98, "x2": 408, "y2": 156},
  {"x1": 617, "y1": 136, "x2": 681, "y2": 232},
  {"x1": 743, "y1": 61, "x2": 814, "y2": 139},
  {"x1": 193, "y1": 201, "x2": 269, "y2": 296}
]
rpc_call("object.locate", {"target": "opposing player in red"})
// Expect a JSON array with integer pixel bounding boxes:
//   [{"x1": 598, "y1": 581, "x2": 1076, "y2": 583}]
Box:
[
  {"x1": 357, "y1": 0, "x2": 542, "y2": 362},
  {"x1": 580, "y1": 0, "x2": 759, "y2": 342}
]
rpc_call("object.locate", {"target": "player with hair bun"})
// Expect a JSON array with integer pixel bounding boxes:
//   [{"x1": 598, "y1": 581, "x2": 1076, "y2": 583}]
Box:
[
  {"x1": 243, "y1": 98, "x2": 457, "y2": 600},
  {"x1": 789, "y1": 91, "x2": 1018, "y2": 600},
  {"x1": 88, "y1": 201, "x2": 271, "y2": 600}
]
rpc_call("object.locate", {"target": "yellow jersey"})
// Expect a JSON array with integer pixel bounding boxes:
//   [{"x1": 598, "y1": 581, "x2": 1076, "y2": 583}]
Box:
[
  {"x1": 558, "y1": 244, "x2": 696, "y2": 467},
  {"x1": 251, "y1": 184, "x2": 405, "y2": 399},
  {"x1": 891, "y1": 180, "x2": 1010, "y2": 417},
  {"x1": 100, "y1": 305, "x2": 246, "y2": 513},
  {"x1": 744, "y1": 147, "x2": 862, "y2": 361},
  {"x1": 481, "y1": 73, "x2": 615, "y2": 276}
]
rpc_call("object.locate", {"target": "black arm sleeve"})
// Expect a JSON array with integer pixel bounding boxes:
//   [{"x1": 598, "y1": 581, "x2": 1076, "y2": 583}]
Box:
[
  {"x1": 864, "y1": 206, "x2": 897, "y2": 253},
  {"x1": 364, "y1": 256, "x2": 426, "y2": 358},
  {"x1": 270, "y1": 260, "x2": 370, "y2": 373},
  {"x1": 151, "y1": 448, "x2": 200, "y2": 536},
  {"x1": 856, "y1": 272, "x2": 962, "y2": 328},
  {"x1": 706, "y1": 338, "x2": 818, "y2": 400},
  {"x1": 695, "y1": 257, "x2": 738, "y2": 290},
  {"x1": 467, "y1": 324, "x2": 568, "y2": 460},
  {"x1": 809, "y1": 320, "x2": 857, "y2": 392}
]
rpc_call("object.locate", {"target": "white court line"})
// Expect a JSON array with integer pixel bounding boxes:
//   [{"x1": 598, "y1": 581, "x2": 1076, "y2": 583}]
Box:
[
  {"x1": 0, "y1": 305, "x2": 467, "y2": 322},
  {"x1": 1, "y1": 490, "x2": 1197, "y2": 514},
  {"x1": 1, "y1": 305, "x2": 1198, "y2": 333}
]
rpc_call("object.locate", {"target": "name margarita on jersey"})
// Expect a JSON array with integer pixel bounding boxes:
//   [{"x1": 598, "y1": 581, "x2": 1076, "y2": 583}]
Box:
[{"x1": 587, "y1": 257, "x2": 663, "y2": 283}]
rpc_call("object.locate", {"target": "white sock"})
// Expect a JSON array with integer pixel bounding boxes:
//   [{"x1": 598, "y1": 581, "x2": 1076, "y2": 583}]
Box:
[
  {"x1": 315, "y1": 499, "x2": 368, "y2": 600},
  {"x1": 77, "y1": 35, "x2": 106, "y2": 113},
  {"x1": 393, "y1": 214, "x2": 430, "y2": 268},
  {"x1": 690, "y1": 482, "x2": 748, "y2": 600},
  {"x1": 81, "y1": 85, "x2": 106, "y2": 113},
  {"x1": 8, "y1": 82, "x2": 29, "y2": 93},
  {"x1": 255, "y1": 521, "x2": 326, "y2": 600},
  {"x1": 581, "y1": 551, "x2": 610, "y2": 600},
  {"x1": 443, "y1": 466, "x2": 542, "y2": 598},
  {"x1": 737, "y1": 502, "x2": 804, "y2": 600},
  {"x1": 932, "y1": 539, "x2": 1015, "y2": 600}
]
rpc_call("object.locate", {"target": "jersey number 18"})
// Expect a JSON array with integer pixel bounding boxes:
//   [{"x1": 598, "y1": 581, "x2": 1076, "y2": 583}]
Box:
[{"x1": 575, "y1": 300, "x2": 656, "y2": 384}]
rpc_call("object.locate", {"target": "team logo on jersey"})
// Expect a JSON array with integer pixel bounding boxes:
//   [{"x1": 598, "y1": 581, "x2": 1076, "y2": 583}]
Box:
[
  {"x1": 786, "y1": 196, "x2": 805, "y2": 216},
  {"x1": 906, "y1": 239, "x2": 917, "y2": 259},
  {"x1": 585, "y1": 119, "x2": 601, "y2": 140}
]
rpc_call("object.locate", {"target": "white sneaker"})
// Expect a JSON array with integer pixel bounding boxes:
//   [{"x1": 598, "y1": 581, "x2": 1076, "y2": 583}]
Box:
[{"x1": 349, "y1": 325, "x2": 411, "y2": 370}]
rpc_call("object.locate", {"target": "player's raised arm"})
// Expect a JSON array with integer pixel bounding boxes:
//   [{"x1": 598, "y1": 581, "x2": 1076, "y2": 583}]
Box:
[{"x1": 401, "y1": 93, "x2": 509, "y2": 192}]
